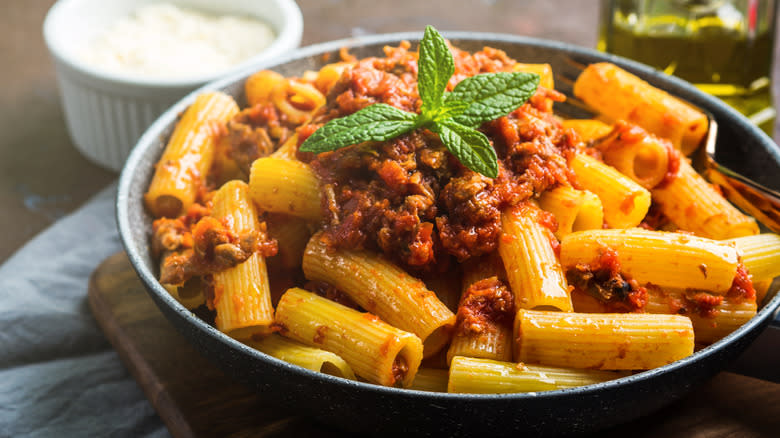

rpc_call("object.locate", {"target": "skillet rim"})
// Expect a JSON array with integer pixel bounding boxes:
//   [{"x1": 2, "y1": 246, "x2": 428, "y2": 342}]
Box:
[{"x1": 117, "y1": 30, "x2": 780, "y2": 403}]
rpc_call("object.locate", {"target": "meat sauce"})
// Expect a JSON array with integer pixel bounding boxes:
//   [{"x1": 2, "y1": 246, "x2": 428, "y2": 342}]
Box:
[
  {"x1": 566, "y1": 246, "x2": 648, "y2": 313},
  {"x1": 152, "y1": 203, "x2": 278, "y2": 286},
  {"x1": 299, "y1": 43, "x2": 575, "y2": 270},
  {"x1": 569, "y1": 248, "x2": 754, "y2": 318},
  {"x1": 391, "y1": 356, "x2": 409, "y2": 387},
  {"x1": 455, "y1": 277, "x2": 514, "y2": 336},
  {"x1": 219, "y1": 103, "x2": 297, "y2": 177}
]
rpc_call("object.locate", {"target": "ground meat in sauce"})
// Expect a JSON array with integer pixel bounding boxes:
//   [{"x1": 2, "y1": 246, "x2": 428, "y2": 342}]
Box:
[
  {"x1": 683, "y1": 290, "x2": 724, "y2": 318},
  {"x1": 391, "y1": 356, "x2": 409, "y2": 386},
  {"x1": 455, "y1": 277, "x2": 514, "y2": 335},
  {"x1": 665, "y1": 264, "x2": 755, "y2": 318},
  {"x1": 727, "y1": 263, "x2": 756, "y2": 302},
  {"x1": 300, "y1": 43, "x2": 575, "y2": 270},
  {"x1": 566, "y1": 246, "x2": 648, "y2": 312},
  {"x1": 659, "y1": 283, "x2": 724, "y2": 319},
  {"x1": 153, "y1": 205, "x2": 278, "y2": 286},
  {"x1": 218, "y1": 102, "x2": 301, "y2": 177}
]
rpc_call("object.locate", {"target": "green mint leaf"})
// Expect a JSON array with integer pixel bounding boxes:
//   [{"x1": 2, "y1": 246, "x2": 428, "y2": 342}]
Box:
[
  {"x1": 300, "y1": 104, "x2": 417, "y2": 153},
  {"x1": 431, "y1": 93, "x2": 468, "y2": 122},
  {"x1": 435, "y1": 120, "x2": 498, "y2": 178},
  {"x1": 446, "y1": 72, "x2": 540, "y2": 127},
  {"x1": 417, "y1": 25, "x2": 454, "y2": 114}
]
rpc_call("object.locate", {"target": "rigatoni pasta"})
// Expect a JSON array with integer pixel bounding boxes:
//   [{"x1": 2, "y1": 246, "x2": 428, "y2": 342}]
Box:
[
  {"x1": 596, "y1": 121, "x2": 672, "y2": 190},
  {"x1": 652, "y1": 155, "x2": 759, "y2": 239},
  {"x1": 569, "y1": 153, "x2": 651, "y2": 228},
  {"x1": 562, "y1": 119, "x2": 612, "y2": 143},
  {"x1": 728, "y1": 234, "x2": 780, "y2": 282},
  {"x1": 210, "y1": 181, "x2": 274, "y2": 339},
  {"x1": 145, "y1": 92, "x2": 239, "y2": 218},
  {"x1": 573, "y1": 62, "x2": 708, "y2": 155},
  {"x1": 303, "y1": 232, "x2": 456, "y2": 358},
  {"x1": 143, "y1": 36, "x2": 777, "y2": 394},
  {"x1": 245, "y1": 334, "x2": 356, "y2": 380},
  {"x1": 538, "y1": 186, "x2": 604, "y2": 239},
  {"x1": 248, "y1": 157, "x2": 322, "y2": 220},
  {"x1": 560, "y1": 228, "x2": 739, "y2": 293},
  {"x1": 514, "y1": 309, "x2": 695, "y2": 370},
  {"x1": 274, "y1": 287, "x2": 423, "y2": 387},
  {"x1": 498, "y1": 203, "x2": 572, "y2": 312},
  {"x1": 448, "y1": 356, "x2": 627, "y2": 393},
  {"x1": 644, "y1": 287, "x2": 757, "y2": 345}
]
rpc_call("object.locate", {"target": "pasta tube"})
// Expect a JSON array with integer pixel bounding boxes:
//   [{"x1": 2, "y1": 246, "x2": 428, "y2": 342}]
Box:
[
  {"x1": 538, "y1": 186, "x2": 604, "y2": 239},
  {"x1": 461, "y1": 253, "x2": 506, "y2": 286},
  {"x1": 514, "y1": 63, "x2": 555, "y2": 110},
  {"x1": 248, "y1": 157, "x2": 322, "y2": 220},
  {"x1": 560, "y1": 228, "x2": 739, "y2": 293},
  {"x1": 302, "y1": 233, "x2": 456, "y2": 357},
  {"x1": 514, "y1": 309, "x2": 694, "y2": 370},
  {"x1": 245, "y1": 334, "x2": 356, "y2": 380},
  {"x1": 754, "y1": 280, "x2": 773, "y2": 306},
  {"x1": 570, "y1": 289, "x2": 610, "y2": 313},
  {"x1": 727, "y1": 234, "x2": 780, "y2": 282},
  {"x1": 245, "y1": 70, "x2": 285, "y2": 107},
  {"x1": 162, "y1": 276, "x2": 205, "y2": 310},
  {"x1": 274, "y1": 288, "x2": 423, "y2": 387},
  {"x1": 211, "y1": 181, "x2": 274, "y2": 339},
  {"x1": 266, "y1": 213, "x2": 312, "y2": 269},
  {"x1": 314, "y1": 62, "x2": 353, "y2": 94},
  {"x1": 596, "y1": 121, "x2": 672, "y2": 190},
  {"x1": 513, "y1": 63, "x2": 554, "y2": 89},
  {"x1": 409, "y1": 368, "x2": 449, "y2": 393},
  {"x1": 448, "y1": 356, "x2": 627, "y2": 394},
  {"x1": 573, "y1": 62, "x2": 708, "y2": 155},
  {"x1": 145, "y1": 92, "x2": 239, "y2": 218},
  {"x1": 644, "y1": 288, "x2": 757, "y2": 345},
  {"x1": 446, "y1": 255, "x2": 513, "y2": 364},
  {"x1": 498, "y1": 203, "x2": 572, "y2": 312},
  {"x1": 270, "y1": 79, "x2": 326, "y2": 124},
  {"x1": 446, "y1": 277, "x2": 514, "y2": 365},
  {"x1": 561, "y1": 119, "x2": 612, "y2": 143},
  {"x1": 652, "y1": 159, "x2": 759, "y2": 239},
  {"x1": 570, "y1": 153, "x2": 651, "y2": 228}
]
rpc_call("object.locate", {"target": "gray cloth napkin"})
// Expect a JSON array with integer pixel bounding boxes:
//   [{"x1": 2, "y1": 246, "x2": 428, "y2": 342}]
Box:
[{"x1": 0, "y1": 183, "x2": 168, "y2": 438}]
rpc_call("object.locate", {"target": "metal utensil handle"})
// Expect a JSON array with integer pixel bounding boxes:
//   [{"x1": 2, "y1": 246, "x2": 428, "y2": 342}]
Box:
[
  {"x1": 693, "y1": 115, "x2": 780, "y2": 234},
  {"x1": 705, "y1": 161, "x2": 780, "y2": 234}
]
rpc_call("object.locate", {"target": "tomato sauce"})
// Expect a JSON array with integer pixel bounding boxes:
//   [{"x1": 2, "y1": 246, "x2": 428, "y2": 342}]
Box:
[
  {"x1": 301, "y1": 44, "x2": 574, "y2": 271},
  {"x1": 152, "y1": 203, "x2": 277, "y2": 286},
  {"x1": 566, "y1": 246, "x2": 648, "y2": 312},
  {"x1": 455, "y1": 277, "x2": 514, "y2": 335}
]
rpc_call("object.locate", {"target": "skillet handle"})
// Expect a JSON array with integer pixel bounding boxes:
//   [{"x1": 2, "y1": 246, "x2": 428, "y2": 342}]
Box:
[{"x1": 727, "y1": 318, "x2": 780, "y2": 382}]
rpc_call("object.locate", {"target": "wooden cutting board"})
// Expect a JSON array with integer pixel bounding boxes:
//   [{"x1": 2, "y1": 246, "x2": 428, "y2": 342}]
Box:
[{"x1": 88, "y1": 252, "x2": 780, "y2": 438}]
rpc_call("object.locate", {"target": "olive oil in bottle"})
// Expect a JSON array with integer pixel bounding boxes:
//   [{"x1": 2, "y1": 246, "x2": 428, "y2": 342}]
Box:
[{"x1": 599, "y1": 0, "x2": 777, "y2": 136}]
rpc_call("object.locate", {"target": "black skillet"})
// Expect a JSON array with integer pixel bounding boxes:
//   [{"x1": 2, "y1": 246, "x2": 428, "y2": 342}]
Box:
[{"x1": 117, "y1": 32, "x2": 780, "y2": 437}]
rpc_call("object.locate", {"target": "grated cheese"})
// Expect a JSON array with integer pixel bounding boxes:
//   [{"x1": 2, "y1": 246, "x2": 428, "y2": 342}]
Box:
[{"x1": 81, "y1": 3, "x2": 276, "y2": 79}]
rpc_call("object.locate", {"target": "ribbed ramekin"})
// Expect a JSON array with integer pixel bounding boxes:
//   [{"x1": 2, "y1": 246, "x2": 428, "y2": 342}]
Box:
[{"x1": 43, "y1": 0, "x2": 303, "y2": 171}]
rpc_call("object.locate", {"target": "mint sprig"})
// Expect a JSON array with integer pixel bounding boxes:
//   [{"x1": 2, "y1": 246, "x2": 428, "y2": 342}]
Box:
[{"x1": 299, "y1": 25, "x2": 540, "y2": 178}]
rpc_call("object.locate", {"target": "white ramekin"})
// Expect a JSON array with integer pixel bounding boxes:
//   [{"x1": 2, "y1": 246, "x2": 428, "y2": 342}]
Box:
[{"x1": 43, "y1": 0, "x2": 303, "y2": 171}]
